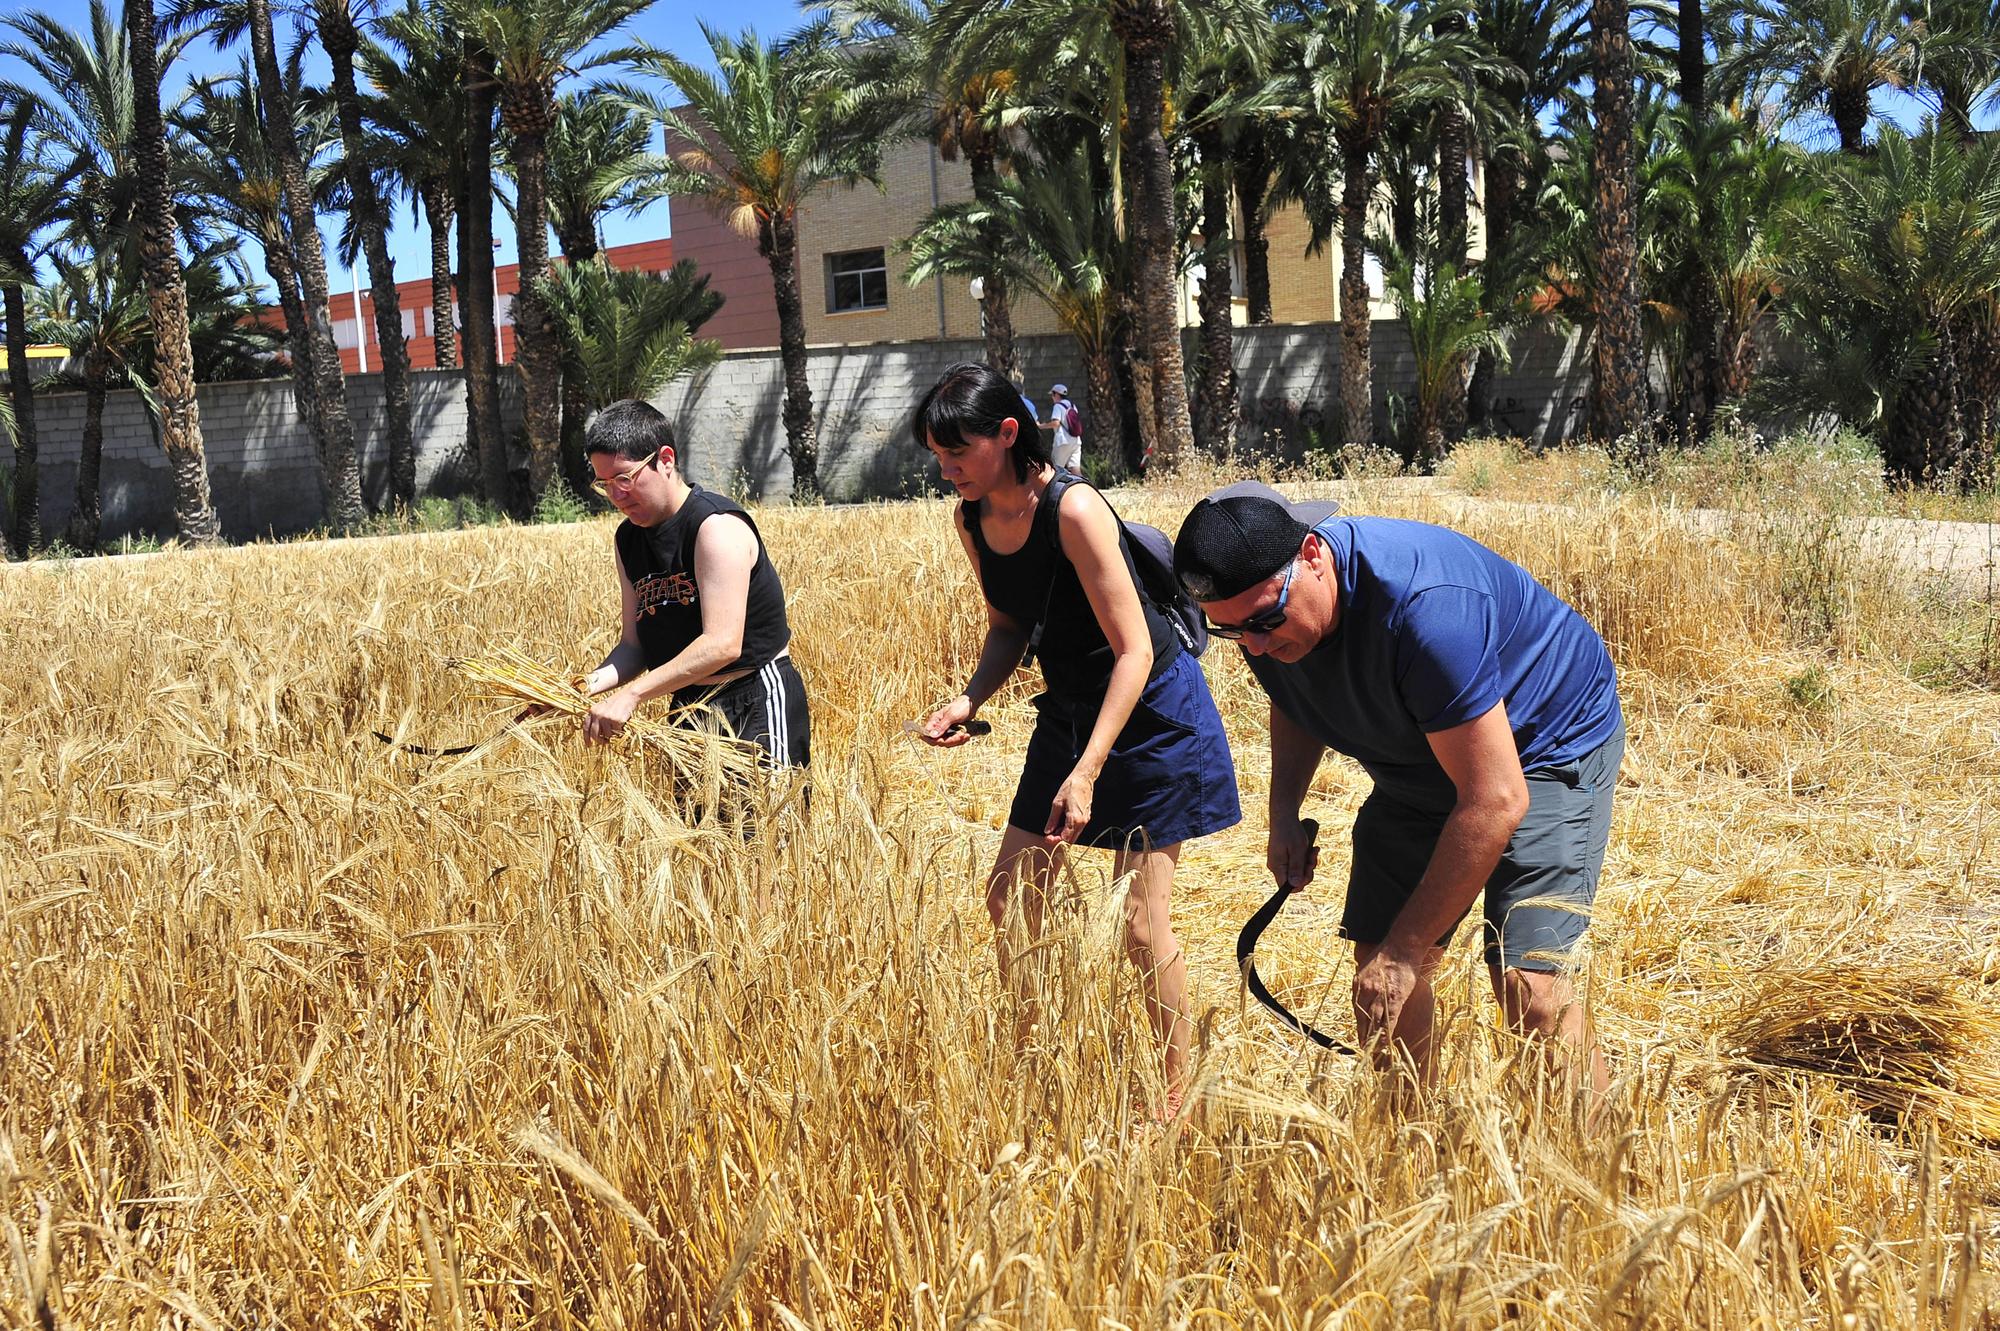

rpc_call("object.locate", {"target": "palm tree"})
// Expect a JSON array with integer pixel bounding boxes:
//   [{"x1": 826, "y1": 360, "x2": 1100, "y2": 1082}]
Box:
[
  {"x1": 539, "y1": 91, "x2": 652, "y2": 487},
  {"x1": 126, "y1": 0, "x2": 218, "y2": 543},
  {"x1": 1587, "y1": 0, "x2": 1645, "y2": 442},
  {"x1": 32, "y1": 237, "x2": 146, "y2": 551},
  {"x1": 1178, "y1": 29, "x2": 1282, "y2": 456},
  {"x1": 934, "y1": 0, "x2": 1268, "y2": 467},
  {"x1": 544, "y1": 93, "x2": 650, "y2": 264},
  {"x1": 170, "y1": 0, "x2": 367, "y2": 530},
  {"x1": 1, "y1": 0, "x2": 178, "y2": 552},
  {"x1": 623, "y1": 24, "x2": 888, "y2": 501},
  {"x1": 537, "y1": 257, "x2": 723, "y2": 411},
  {"x1": 1295, "y1": 0, "x2": 1503, "y2": 449},
  {"x1": 909, "y1": 134, "x2": 1130, "y2": 472},
  {"x1": 1912, "y1": 0, "x2": 2000, "y2": 140},
  {"x1": 823, "y1": 0, "x2": 1033, "y2": 378},
  {"x1": 1466, "y1": 0, "x2": 1589, "y2": 428},
  {"x1": 1377, "y1": 238, "x2": 1507, "y2": 466},
  {"x1": 1716, "y1": 0, "x2": 1918, "y2": 155},
  {"x1": 368, "y1": 0, "x2": 465, "y2": 371},
  {"x1": 313, "y1": 0, "x2": 416, "y2": 510},
  {"x1": 184, "y1": 63, "x2": 331, "y2": 499},
  {"x1": 32, "y1": 227, "x2": 279, "y2": 548},
  {"x1": 458, "y1": 34, "x2": 505, "y2": 508},
  {"x1": 0, "y1": 99, "x2": 73, "y2": 554},
  {"x1": 439, "y1": 0, "x2": 653, "y2": 508},
  {"x1": 1782, "y1": 132, "x2": 2000, "y2": 488}
]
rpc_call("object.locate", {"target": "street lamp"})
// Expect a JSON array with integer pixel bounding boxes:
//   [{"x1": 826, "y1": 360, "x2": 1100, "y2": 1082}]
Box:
[{"x1": 968, "y1": 276, "x2": 985, "y2": 301}]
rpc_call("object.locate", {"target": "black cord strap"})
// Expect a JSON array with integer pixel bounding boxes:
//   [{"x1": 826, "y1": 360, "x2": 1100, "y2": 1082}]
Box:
[{"x1": 372, "y1": 707, "x2": 535, "y2": 757}]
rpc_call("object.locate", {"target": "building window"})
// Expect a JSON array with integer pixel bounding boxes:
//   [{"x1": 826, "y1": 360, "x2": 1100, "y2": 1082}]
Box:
[{"x1": 826, "y1": 248, "x2": 888, "y2": 313}]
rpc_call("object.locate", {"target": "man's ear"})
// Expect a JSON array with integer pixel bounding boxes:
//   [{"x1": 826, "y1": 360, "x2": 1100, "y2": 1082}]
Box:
[
  {"x1": 1301, "y1": 530, "x2": 1328, "y2": 571},
  {"x1": 661, "y1": 444, "x2": 677, "y2": 474}
]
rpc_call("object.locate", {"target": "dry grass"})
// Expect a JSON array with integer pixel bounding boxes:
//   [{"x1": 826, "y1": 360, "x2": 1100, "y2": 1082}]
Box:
[{"x1": 2, "y1": 479, "x2": 1997, "y2": 1328}]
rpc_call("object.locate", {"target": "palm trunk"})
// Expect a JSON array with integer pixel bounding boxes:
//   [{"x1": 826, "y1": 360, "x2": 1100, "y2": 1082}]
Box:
[
  {"x1": 1232, "y1": 125, "x2": 1274, "y2": 325},
  {"x1": 127, "y1": 0, "x2": 218, "y2": 545},
  {"x1": 502, "y1": 110, "x2": 560, "y2": 504},
  {"x1": 249, "y1": 0, "x2": 363, "y2": 532},
  {"x1": 5, "y1": 279, "x2": 38, "y2": 552},
  {"x1": 553, "y1": 227, "x2": 595, "y2": 496},
  {"x1": 1886, "y1": 324, "x2": 1972, "y2": 489},
  {"x1": 1436, "y1": 31, "x2": 1472, "y2": 446},
  {"x1": 1677, "y1": 0, "x2": 1705, "y2": 122},
  {"x1": 423, "y1": 182, "x2": 457, "y2": 371},
  {"x1": 1121, "y1": 25, "x2": 1196, "y2": 467},
  {"x1": 460, "y1": 40, "x2": 507, "y2": 510},
  {"x1": 66, "y1": 361, "x2": 106, "y2": 551},
  {"x1": 761, "y1": 210, "x2": 819, "y2": 500},
  {"x1": 1468, "y1": 152, "x2": 1517, "y2": 435},
  {"x1": 262, "y1": 218, "x2": 328, "y2": 513},
  {"x1": 1084, "y1": 345, "x2": 1123, "y2": 481},
  {"x1": 1588, "y1": 0, "x2": 1645, "y2": 443},
  {"x1": 1830, "y1": 84, "x2": 1869, "y2": 156},
  {"x1": 1338, "y1": 137, "x2": 1375, "y2": 448},
  {"x1": 1193, "y1": 130, "x2": 1239, "y2": 457},
  {"x1": 968, "y1": 146, "x2": 1020, "y2": 378},
  {"x1": 322, "y1": 0, "x2": 415, "y2": 510},
  {"x1": 1957, "y1": 305, "x2": 2000, "y2": 455}
]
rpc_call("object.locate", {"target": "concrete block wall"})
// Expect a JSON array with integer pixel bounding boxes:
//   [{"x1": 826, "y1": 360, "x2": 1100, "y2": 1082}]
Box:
[
  {"x1": 17, "y1": 368, "x2": 521, "y2": 544},
  {"x1": 660, "y1": 321, "x2": 1593, "y2": 501},
  {"x1": 5, "y1": 321, "x2": 1591, "y2": 542}
]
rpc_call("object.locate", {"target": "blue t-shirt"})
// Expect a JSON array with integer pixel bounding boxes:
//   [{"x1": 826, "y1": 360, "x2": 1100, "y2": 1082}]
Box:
[{"x1": 1246, "y1": 516, "x2": 1621, "y2": 811}]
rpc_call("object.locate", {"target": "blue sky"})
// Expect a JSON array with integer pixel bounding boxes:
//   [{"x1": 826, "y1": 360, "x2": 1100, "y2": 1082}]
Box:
[
  {"x1": 1, "y1": 0, "x2": 812, "y2": 296},
  {"x1": 0, "y1": 0, "x2": 1985, "y2": 304}
]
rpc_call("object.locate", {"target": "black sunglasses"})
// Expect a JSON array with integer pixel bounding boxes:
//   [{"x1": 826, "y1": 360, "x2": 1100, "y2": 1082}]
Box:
[{"x1": 1206, "y1": 559, "x2": 1299, "y2": 640}]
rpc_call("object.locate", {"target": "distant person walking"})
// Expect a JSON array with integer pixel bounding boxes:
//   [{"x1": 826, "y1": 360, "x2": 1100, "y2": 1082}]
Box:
[
  {"x1": 572, "y1": 400, "x2": 810, "y2": 773},
  {"x1": 1174, "y1": 486, "x2": 1623, "y2": 1101},
  {"x1": 1047, "y1": 384, "x2": 1083, "y2": 472},
  {"x1": 914, "y1": 363, "x2": 1238, "y2": 1119}
]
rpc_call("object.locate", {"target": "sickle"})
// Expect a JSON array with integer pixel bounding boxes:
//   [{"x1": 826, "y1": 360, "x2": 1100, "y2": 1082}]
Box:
[{"x1": 1236, "y1": 818, "x2": 1358, "y2": 1055}]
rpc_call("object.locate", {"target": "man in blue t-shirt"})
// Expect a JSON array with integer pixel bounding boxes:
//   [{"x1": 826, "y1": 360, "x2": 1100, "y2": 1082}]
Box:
[{"x1": 1174, "y1": 488, "x2": 1624, "y2": 1097}]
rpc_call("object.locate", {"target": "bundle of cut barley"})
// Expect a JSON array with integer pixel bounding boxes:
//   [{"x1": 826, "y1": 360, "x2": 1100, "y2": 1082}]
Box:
[
  {"x1": 452, "y1": 645, "x2": 763, "y2": 782},
  {"x1": 1716, "y1": 963, "x2": 2000, "y2": 1141}
]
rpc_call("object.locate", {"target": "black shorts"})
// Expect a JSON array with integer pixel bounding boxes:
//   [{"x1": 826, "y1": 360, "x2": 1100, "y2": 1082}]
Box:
[{"x1": 677, "y1": 656, "x2": 810, "y2": 769}]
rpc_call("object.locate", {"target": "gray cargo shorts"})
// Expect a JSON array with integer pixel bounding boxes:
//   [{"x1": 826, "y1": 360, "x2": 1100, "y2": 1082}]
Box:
[{"x1": 1341, "y1": 717, "x2": 1625, "y2": 972}]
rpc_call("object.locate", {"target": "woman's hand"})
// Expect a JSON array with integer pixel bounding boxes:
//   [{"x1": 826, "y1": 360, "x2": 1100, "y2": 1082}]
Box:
[
  {"x1": 583, "y1": 687, "x2": 641, "y2": 744},
  {"x1": 921, "y1": 695, "x2": 979, "y2": 747},
  {"x1": 1043, "y1": 767, "x2": 1096, "y2": 845}
]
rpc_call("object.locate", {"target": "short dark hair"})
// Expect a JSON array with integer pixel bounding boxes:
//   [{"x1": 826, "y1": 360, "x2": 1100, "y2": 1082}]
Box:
[
  {"x1": 585, "y1": 399, "x2": 677, "y2": 464},
  {"x1": 910, "y1": 362, "x2": 1050, "y2": 483}
]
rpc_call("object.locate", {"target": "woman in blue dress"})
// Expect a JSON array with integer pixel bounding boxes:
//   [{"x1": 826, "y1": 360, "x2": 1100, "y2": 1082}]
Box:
[{"x1": 912, "y1": 363, "x2": 1240, "y2": 1118}]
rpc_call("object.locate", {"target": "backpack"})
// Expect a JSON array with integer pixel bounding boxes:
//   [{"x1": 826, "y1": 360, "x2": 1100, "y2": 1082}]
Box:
[
  {"x1": 1025, "y1": 469, "x2": 1207, "y2": 662},
  {"x1": 1063, "y1": 403, "x2": 1082, "y2": 437}
]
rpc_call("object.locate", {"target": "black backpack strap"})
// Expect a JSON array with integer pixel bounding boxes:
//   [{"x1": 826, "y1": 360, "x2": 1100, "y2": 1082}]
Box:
[{"x1": 1022, "y1": 469, "x2": 1078, "y2": 666}]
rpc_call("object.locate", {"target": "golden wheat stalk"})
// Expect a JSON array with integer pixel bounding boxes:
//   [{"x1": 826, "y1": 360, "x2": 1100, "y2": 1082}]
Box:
[{"x1": 451, "y1": 646, "x2": 763, "y2": 781}]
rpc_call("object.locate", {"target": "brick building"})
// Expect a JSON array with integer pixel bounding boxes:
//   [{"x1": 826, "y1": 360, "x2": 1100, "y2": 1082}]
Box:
[{"x1": 270, "y1": 237, "x2": 676, "y2": 375}]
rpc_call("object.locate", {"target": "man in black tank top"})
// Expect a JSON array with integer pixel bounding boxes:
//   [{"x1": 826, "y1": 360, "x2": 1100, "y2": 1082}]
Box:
[{"x1": 573, "y1": 401, "x2": 809, "y2": 770}]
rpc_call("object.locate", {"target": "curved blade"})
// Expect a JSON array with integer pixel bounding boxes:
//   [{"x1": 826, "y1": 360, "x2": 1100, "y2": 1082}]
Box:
[{"x1": 1235, "y1": 818, "x2": 1357, "y2": 1055}]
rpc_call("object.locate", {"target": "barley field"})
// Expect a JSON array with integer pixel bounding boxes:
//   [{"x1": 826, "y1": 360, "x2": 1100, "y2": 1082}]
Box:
[{"x1": 3, "y1": 473, "x2": 1997, "y2": 1329}]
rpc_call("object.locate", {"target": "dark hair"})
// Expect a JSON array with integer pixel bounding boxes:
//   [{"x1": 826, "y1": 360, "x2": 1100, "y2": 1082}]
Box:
[
  {"x1": 910, "y1": 362, "x2": 1050, "y2": 483},
  {"x1": 585, "y1": 399, "x2": 678, "y2": 464}
]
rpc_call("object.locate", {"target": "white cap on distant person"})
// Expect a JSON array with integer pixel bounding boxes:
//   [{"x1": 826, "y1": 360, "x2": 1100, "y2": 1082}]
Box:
[{"x1": 1050, "y1": 384, "x2": 1068, "y2": 397}]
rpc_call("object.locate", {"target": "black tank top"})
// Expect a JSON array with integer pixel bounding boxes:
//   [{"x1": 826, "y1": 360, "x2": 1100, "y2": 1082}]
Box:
[
  {"x1": 615, "y1": 487, "x2": 792, "y2": 691},
  {"x1": 963, "y1": 471, "x2": 1180, "y2": 700}
]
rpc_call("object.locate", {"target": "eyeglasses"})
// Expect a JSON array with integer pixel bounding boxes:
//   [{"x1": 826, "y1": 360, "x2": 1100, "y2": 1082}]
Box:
[
  {"x1": 1206, "y1": 559, "x2": 1299, "y2": 640},
  {"x1": 589, "y1": 448, "x2": 660, "y2": 497}
]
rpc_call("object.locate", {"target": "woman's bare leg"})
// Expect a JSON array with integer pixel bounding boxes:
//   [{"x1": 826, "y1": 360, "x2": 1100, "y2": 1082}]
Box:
[{"x1": 1114, "y1": 841, "x2": 1189, "y2": 1117}]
